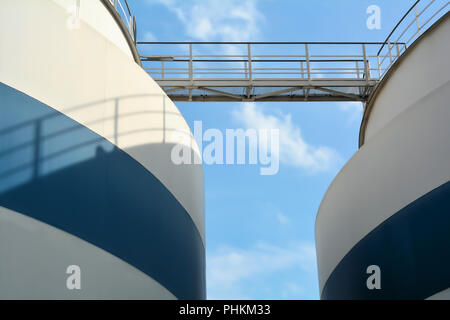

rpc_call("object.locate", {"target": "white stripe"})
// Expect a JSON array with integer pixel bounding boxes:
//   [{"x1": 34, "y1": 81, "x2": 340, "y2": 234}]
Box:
[
  {"x1": 427, "y1": 288, "x2": 450, "y2": 300},
  {"x1": 0, "y1": 206, "x2": 176, "y2": 299}
]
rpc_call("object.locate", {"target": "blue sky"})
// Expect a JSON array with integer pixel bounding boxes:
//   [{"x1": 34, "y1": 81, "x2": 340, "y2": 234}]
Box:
[{"x1": 131, "y1": 0, "x2": 417, "y2": 299}]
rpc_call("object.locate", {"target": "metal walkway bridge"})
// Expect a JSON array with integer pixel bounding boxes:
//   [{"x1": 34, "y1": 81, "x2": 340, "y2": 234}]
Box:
[
  {"x1": 138, "y1": 42, "x2": 386, "y2": 102},
  {"x1": 109, "y1": 0, "x2": 449, "y2": 102}
]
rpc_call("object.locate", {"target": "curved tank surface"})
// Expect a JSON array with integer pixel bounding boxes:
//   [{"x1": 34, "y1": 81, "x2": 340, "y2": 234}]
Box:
[
  {"x1": 316, "y1": 12, "x2": 450, "y2": 299},
  {"x1": 0, "y1": 0, "x2": 205, "y2": 299}
]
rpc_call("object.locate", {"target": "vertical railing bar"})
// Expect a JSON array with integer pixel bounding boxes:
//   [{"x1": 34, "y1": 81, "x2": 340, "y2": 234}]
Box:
[
  {"x1": 189, "y1": 43, "x2": 193, "y2": 82},
  {"x1": 161, "y1": 61, "x2": 165, "y2": 79},
  {"x1": 356, "y1": 61, "x2": 360, "y2": 79},
  {"x1": 129, "y1": 14, "x2": 133, "y2": 35},
  {"x1": 362, "y1": 43, "x2": 370, "y2": 81},
  {"x1": 247, "y1": 43, "x2": 253, "y2": 81},
  {"x1": 414, "y1": 4, "x2": 422, "y2": 36},
  {"x1": 189, "y1": 43, "x2": 193, "y2": 101},
  {"x1": 377, "y1": 55, "x2": 381, "y2": 79},
  {"x1": 244, "y1": 61, "x2": 248, "y2": 79},
  {"x1": 300, "y1": 61, "x2": 304, "y2": 79},
  {"x1": 129, "y1": 7, "x2": 133, "y2": 32},
  {"x1": 247, "y1": 43, "x2": 253, "y2": 99},
  {"x1": 305, "y1": 44, "x2": 311, "y2": 81},
  {"x1": 387, "y1": 39, "x2": 393, "y2": 66},
  {"x1": 133, "y1": 16, "x2": 137, "y2": 43}
]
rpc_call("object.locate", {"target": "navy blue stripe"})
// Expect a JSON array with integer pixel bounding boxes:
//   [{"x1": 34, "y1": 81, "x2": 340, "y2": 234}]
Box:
[
  {"x1": 0, "y1": 82, "x2": 205, "y2": 300},
  {"x1": 321, "y1": 180, "x2": 450, "y2": 300}
]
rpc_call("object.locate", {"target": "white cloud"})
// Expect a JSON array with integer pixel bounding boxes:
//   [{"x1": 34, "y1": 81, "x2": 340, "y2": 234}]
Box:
[
  {"x1": 232, "y1": 103, "x2": 341, "y2": 173},
  {"x1": 337, "y1": 102, "x2": 364, "y2": 123},
  {"x1": 281, "y1": 282, "x2": 305, "y2": 298},
  {"x1": 142, "y1": 31, "x2": 157, "y2": 42},
  {"x1": 207, "y1": 242, "x2": 316, "y2": 299},
  {"x1": 276, "y1": 212, "x2": 290, "y2": 225},
  {"x1": 147, "y1": 0, "x2": 264, "y2": 41}
]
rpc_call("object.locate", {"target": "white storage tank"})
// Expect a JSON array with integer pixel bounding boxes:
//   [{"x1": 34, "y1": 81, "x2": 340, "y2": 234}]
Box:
[
  {"x1": 0, "y1": 0, "x2": 205, "y2": 299},
  {"x1": 316, "y1": 12, "x2": 450, "y2": 299}
]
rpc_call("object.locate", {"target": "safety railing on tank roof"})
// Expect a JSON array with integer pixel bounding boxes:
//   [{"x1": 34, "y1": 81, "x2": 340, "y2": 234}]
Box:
[
  {"x1": 108, "y1": 0, "x2": 137, "y2": 43},
  {"x1": 377, "y1": 0, "x2": 449, "y2": 78},
  {"x1": 138, "y1": 42, "x2": 398, "y2": 82}
]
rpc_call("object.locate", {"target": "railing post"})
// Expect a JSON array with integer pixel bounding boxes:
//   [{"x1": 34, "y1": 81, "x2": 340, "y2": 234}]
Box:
[
  {"x1": 189, "y1": 43, "x2": 193, "y2": 82},
  {"x1": 132, "y1": 16, "x2": 137, "y2": 44},
  {"x1": 377, "y1": 54, "x2": 381, "y2": 79},
  {"x1": 300, "y1": 61, "x2": 304, "y2": 79},
  {"x1": 355, "y1": 61, "x2": 360, "y2": 79},
  {"x1": 244, "y1": 61, "x2": 248, "y2": 79},
  {"x1": 362, "y1": 43, "x2": 370, "y2": 81},
  {"x1": 161, "y1": 61, "x2": 165, "y2": 79},
  {"x1": 387, "y1": 39, "x2": 393, "y2": 66},
  {"x1": 305, "y1": 44, "x2": 311, "y2": 81},
  {"x1": 189, "y1": 43, "x2": 193, "y2": 101},
  {"x1": 414, "y1": 5, "x2": 421, "y2": 36},
  {"x1": 129, "y1": 15, "x2": 133, "y2": 35},
  {"x1": 247, "y1": 43, "x2": 253, "y2": 81},
  {"x1": 247, "y1": 43, "x2": 253, "y2": 99}
]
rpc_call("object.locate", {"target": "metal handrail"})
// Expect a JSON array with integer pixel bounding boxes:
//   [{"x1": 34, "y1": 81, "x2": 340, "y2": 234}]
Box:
[
  {"x1": 138, "y1": 42, "x2": 394, "y2": 81},
  {"x1": 378, "y1": 0, "x2": 421, "y2": 55},
  {"x1": 138, "y1": 41, "x2": 395, "y2": 45},
  {"x1": 137, "y1": 1, "x2": 448, "y2": 82},
  {"x1": 130, "y1": 1, "x2": 448, "y2": 101},
  {"x1": 108, "y1": 0, "x2": 137, "y2": 42},
  {"x1": 377, "y1": 0, "x2": 449, "y2": 77}
]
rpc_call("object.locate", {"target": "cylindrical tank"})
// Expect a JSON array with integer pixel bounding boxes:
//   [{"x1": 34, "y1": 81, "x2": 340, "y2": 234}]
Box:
[
  {"x1": 0, "y1": 0, "x2": 205, "y2": 299},
  {"x1": 315, "y1": 13, "x2": 450, "y2": 299}
]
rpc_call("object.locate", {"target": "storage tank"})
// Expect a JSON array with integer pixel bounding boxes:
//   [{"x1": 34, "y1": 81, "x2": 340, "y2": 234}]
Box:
[
  {"x1": 315, "y1": 11, "x2": 450, "y2": 299},
  {"x1": 0, "y1": 0, "x2": 205, "y2": 299}
]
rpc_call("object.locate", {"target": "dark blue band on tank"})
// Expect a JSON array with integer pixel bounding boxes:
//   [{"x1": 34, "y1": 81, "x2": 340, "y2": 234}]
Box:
[
  {"x1": 0, "y1": 82, "x2": 205, "y2": 300},
  {"x1": 321, "y1": 180, "x2": 450, "y2": 300}
]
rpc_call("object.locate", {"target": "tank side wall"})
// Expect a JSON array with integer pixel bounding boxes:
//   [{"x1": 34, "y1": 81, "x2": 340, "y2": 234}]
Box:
[
  {"x1": 321, "y1": 179, "x2": 450, "y2": 299},
  {"x1": 0, "y1": 0, "x2": 204, "y2": 240},
  {"x1": 363, "y1": 16, "x2": 450, "y2": 142},
  {"x1": 0, "y1": 83, "x2": 205, "y2": 299},
  {"x1": 316, "y1": 80, "x2": 450, "y2": 295},
  {"x1": 0, "y1": 207, "x2": 176, "y2": 300},
  {"x1": 53, "y1": 0, "x2": 134, "y2": 59},
  {"x1": 316, "y1": 16, "x2": 450, "y2": 297},
  {"x1": 0, "y1": 0, "x2": 205, "y2": 299}
]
